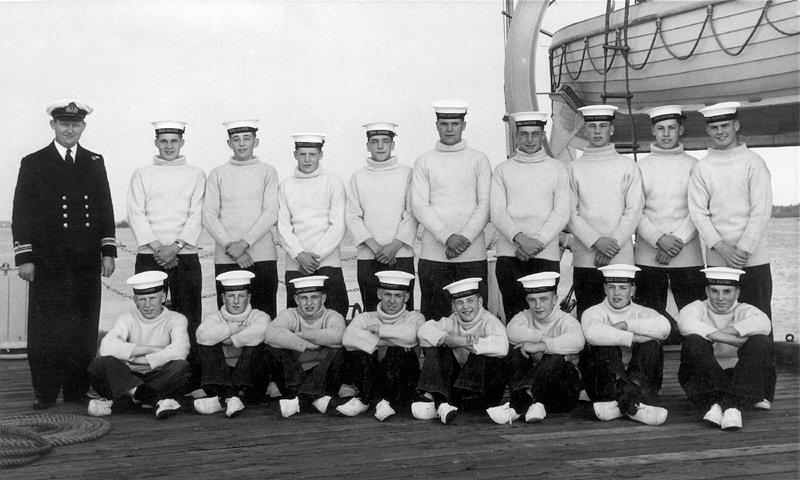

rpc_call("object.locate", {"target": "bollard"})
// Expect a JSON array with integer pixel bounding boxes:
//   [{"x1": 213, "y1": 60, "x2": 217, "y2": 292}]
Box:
[{"x1": 0, "y1": 262, "x2": 28, "y2": 360}]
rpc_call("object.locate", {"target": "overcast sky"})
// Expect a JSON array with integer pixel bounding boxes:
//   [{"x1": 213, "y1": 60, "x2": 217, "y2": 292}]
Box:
[{"x1": 1, "y1": 0, "x2": 797, "y2": 222}]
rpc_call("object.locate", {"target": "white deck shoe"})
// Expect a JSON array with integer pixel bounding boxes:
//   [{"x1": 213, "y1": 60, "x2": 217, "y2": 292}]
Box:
[
  {"x1": 312, "y1": 395, "x2": 332, "y2": 414},
  {"x1": 754, "y1": 399, "x2": 771, "y2": 410},
  {"x1": 437, "y1": 402, "x2": 459, "y2": 425},
  {"x1": 88, "y1": 399, "x2": 113, "y2": 417},
  {"x1": 155, "y1": 399, "x2": 181, "y2": 419},
  {"x1": 225, "y1": 396, "x2": 245, "y2": 418},
  {"x1": 593, "y1": 401, "x2": 623, "y2": 421},
  {"x1": 721, "y1": 408, "x2": 742, "y2": 431},
  {"x1": 336, "y1": 397, "x2": 369, "y2": 417},
  {"x1": 193, "y1": 396, "x2": 224, "y2": 415},
  {"x1": 486, "y1": 402, "x2": 520, "y2": 425},
  {"x1": 279, "y1": 397, "x2": 300, "y2": 418},
  {"x1": 374, "y1": 400, "x2": 396, "y2": 422},
  {"x1": 628, "y1": 403, "x2": 668, "y2": 426},
  {"x1": 703, "y1": 403, "x2": 723, "y2": 427},
  {"x1": 266, "y1": 382, "x2": 282, "y2": 399},
  {"x1": 411, "y1": 401, "x2": 438, "y2": 420},
  {"x1": 525, "y1": 402, "x2": 547, "y2": 423}
]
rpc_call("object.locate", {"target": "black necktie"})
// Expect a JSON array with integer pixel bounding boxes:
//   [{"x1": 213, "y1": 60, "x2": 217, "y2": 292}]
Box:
[{"x1": 65, "y1": 148, "x2": 74, "y2": 167}]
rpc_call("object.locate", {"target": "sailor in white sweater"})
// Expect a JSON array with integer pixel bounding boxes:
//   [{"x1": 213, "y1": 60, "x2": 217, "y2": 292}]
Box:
[
  {"x1": 347, "y1": 122, "x2": 418, "y2": 312},
  {"x1": 87, "y1": 271, "x2": 191, "y2": 419},
  {"x1": 488, "y1": 272, "x2": 584, "y2": 425},
  {"x1": 412, "y1": 278, "x2": 508, "y2": 425},
  {"x1": 412, "y1": 100, "x2": 492, "y2": 320},
  {"x1": 491, "y1": 111, "x2": 569, "y2": 321},
  {"x1": 677, "y1": 267, "x2": 773, "y2": 431},
  {"x1": 263, "y1": 276, "x2": 347, "y2": 418},
  {"x1": 339, "y1": 271, "x2": 425, "y2": 420},
  {"x1": 579, "y1": 265, "x2": 670, "y2": 426},
  {"x1": 126, "y1": 121, "x2": 206, "y2": 380},
  {"x1": 278, "y1": 133, "x2": 349, "y2": 317},
  {"x1": 569, "y1": 106, "x2": 644, "y2": 318},
  {"x1": 634, "y1": 106, "x2": 705, "y2": 344},
  {"x1": 689, "y1": 102, "x2": 774, "y2": 319},
  {"x1": 193, "y1": 271, "x2": 270, "y2": 418},
  {"x1": 203, "y1": 119, "x2": 279, "y2": 318}
]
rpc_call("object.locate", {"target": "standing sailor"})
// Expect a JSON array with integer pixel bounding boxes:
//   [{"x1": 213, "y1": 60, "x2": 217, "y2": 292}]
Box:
[
  {"x1": 635, "y1": 105, "x2": 705, "y2": 343},
  {"x1": 412, "y1": 100, "x2": 492, "y2": 320},
  {"x1": 277, "y1": 133, "x2": 349, "y2": 317},
  {"x1": 491, "y1": 111, "x2": 569, "y2": 321},
  {"x1": 580, "y1": 265, "x2": 671, "y2": 425},
  {"x1": 264, "y1": 276, "x2": 347, "y2": 418},
  {"x1": 203, "y1": 119, "x2": 279, "y2": 318},
  {"x1": 488, "y1": 272, "x2": 584, "y2": 425},
  {"x1": 340, "y1": 271, "x2": 425, "y2": 421},
  {"x1": 346, "y1": 122, "x2": 417, "y2": 312},
  {"x1": 568, "y1": 105, "x2": 644, "y2": 318},
  {"x1": 13, "y1": 100, "x2": 117, "y2": 409},
  {"x1": 194, "y1": 270, "x2": 271, "y2": 418},
  {"x1": 413, "y1": 278, "x2": 508, "y2": 425},
  {"x1": 126, "y1": 120, "x2": 206, "y2": 383},
  {"x1": 677, "y1": 267, "x2": 773, "y2": 431},
  {"x1": 87, "y1": 271, "x2": 191, "y2": 419}
]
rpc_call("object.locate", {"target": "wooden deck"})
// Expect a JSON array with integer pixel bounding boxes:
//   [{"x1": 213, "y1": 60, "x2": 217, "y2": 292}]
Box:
[{"x1": 1, "y1": 351, "x2": 798, "y2": 479}]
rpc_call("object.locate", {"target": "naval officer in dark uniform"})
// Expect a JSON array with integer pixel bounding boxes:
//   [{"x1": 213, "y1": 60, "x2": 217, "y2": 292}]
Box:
[{"x1": 12, "y1": 99, "x2": 117, "y2": 409}]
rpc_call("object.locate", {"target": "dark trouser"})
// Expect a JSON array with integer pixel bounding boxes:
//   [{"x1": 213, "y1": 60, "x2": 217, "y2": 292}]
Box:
[
  {"x1": 507, "y1": 349, "x2": 581, "y2": 414},
  {"x1": 285, "y1": 267, "x2": 349, "y2": 318},
  {"x1": 88, "y1": 356, "x2": 191, "y2": 404},
  {"x1": 198, "y1": 344, "x2": 267, "y2": 400},
  {"x1": 215, "y1": 261, "x2": 278, "y2": 319},
  {"x1": 496, "y1": 256, "x2": 560, "y2": 321},
  {"x1": 136, "y1": 253, "x2": 203, "y2": 387},
  {"x1": 28, "y1": 259, "x2": 100, "y2": 403},
  {"x1": 418, "y1": 259, "x2": 488, "y2": 321},
  {"x1": 345, "y1": 347, "x2": 421, "y2": 410},
  {"x1": 416, "y1": 346, "x2": 507, "y2": 409},
  {"x1": 356, "y1": 257, "x2": 415, "y2": 313},
  {"x1": 678, "y1": 334, "x2": 773, "y2": 412},
  {"x1": 264, "y1": 346, "x2": 344, "y2": 410},
  {"x1": 634, "y1": 265, "x2": 706, "y2": 344},
  {"x1": 738, "y1": 263, "x2": 773, "y2": 319},
  {"x1": 573, "y1": 267, "x2": 605, "y2": 320},
  {"x1": 579, "y1": 341, "x2": 663, "y2": 415}
]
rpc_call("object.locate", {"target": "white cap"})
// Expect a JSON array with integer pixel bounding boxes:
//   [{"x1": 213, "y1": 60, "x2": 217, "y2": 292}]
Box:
[
  {"x1": 289, "y1": 275, "x2": 329, "y2": 293},
  {"x1": 46, "y1": 99, "x2": 93, "y2": 119},
  {"x1": 645, "y1": 105, "x2": 684, "y2": 124},
  {"x1": 518, "y1": 272, "x2": 560, "y2": 293},
  {"x1": 223, "y1": 119, "x2": 259, "y2": 135},
  {"x1": 152, "y1": 121, "x2": 187, "y2": 135},
  {"x1": 443, "y1": 277, "x2": 482, "y2": 299},
  {"x1": 292, "y1": 133, "x2": 326, "y2": 148},
  {"x1": 216, "y1": 270, "x2": 256, "y2": 291},
  {"x1": 126, "y1": 271, "x2": 168, "y2": 294},
  {"x1": 598, "y1": 264, "x2": 640, "y2": 283},
  {"x1": 375, "y1": 270, "x2": 415, "y2": 291},
  {"x1": 362, "y1": 122, "x2": 398, "y2": 138},
  {"x1": 698, "y1": 102, "x2": 740, "y2": 123},
  {"x1": 432, "y1": 99, "x2": 469, "y2": 119},
  {"x1": 702, "y1": 267, "x2": 745, "y2": 285},
  {"x1": 577, "y1": 105, "x2": 618, "y2": 121},
  {"x1": 512, "y1": 111, "x2": 548, "y2": 128}
]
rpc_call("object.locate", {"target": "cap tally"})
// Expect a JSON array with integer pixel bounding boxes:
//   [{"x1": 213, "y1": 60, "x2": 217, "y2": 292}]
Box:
[
  {"x1": 518, "y1": 272, "x2": 560, "y2": 294},
  {"x1": 443, "y1": 277, "x2": 482, "y2": 299},
  {"x1": 702, "y1": 267, "x2": 745, "y2": 286},
  {"x1": 152, "y1": 120, "x2": 187, "y2": 135},
  {"x1": 375, "y1": 270, "x2": 414, "y2": 291},
  {"x1": 578, "y1": 105, "x2": 618, "y2": 122},
  {"x1": 127, "y1": 271, "x2": 168, "y2": 295},
  {"x1": 363, "y1": 122, "x2": 398, "y2": 138},
  {"x1": 512, "y1": 111, "x2": 548, "y2": 128},
  {"x1": 292, "y1": 133, "x2": 326, "y2": 149},
  {"x1": 598, "y1": 264, "x2": 640, "y2": 283},
  {"x1": 216, "y1": 270, "x2": 256, "y2": 291},
  {"x1": 432, "y1": 99, "x2": 469, "y2": 119},
  {"x1": 223, "y1": 119, "x2": 259, "y2": 135},
  {"x1": 290, "y1": 275, "x2": 329, "y2": 294},
  {"x1": 645, "y1": 105, "x2": 684, "y2": 124},
  {"x1": 698, "y1": 102, "x2": 740, "y2": 123}
]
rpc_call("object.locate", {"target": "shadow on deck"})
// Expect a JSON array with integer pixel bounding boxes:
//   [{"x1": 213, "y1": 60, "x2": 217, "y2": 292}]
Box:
[{"x1": 0, "y1": 351, "x2": 798, "y2": 479}]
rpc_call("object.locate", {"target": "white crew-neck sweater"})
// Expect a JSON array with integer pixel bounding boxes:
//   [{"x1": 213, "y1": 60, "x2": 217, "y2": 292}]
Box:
[{"x1": 342, "y1": 306, "x2": 425, "y2": 354}]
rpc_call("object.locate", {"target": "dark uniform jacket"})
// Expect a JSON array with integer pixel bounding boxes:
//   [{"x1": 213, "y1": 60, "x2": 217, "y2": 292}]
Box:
[{"x1": 12, "y1": 141, "x2": 117, "y2": 267}]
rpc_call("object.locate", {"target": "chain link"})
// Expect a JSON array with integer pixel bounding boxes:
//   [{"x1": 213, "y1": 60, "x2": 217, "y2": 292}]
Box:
[
  {"x1": 1, "y1": 262, "x2": 19, "y2": 275},
  {"x1": 115, "y1": 241, "x2": 356, "y2": 262}
]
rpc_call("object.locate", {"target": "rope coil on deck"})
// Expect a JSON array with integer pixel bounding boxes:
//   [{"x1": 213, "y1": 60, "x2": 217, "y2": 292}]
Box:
[
  {"x1": 0, "y1": 425, "x2": 53, "y2": 468},
  {"x1": 0, "y1": 414, "x2": 112, "y2": 447}
]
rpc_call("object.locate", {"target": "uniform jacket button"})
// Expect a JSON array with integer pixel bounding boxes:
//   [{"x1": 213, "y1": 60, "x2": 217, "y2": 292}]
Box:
[
  {"x1": 62, "y1": 205, "x2": 67, "y2": 210},
  {"x1": 84, "y1": 195, "x2": 88, "y2": 200},
  {"x1": 63, "y1": 213, "x2": 68, "y2": 218},
  {"x1": 85, "y1": 213, "x2": 89, "y2": 218},
  {"x1": 62, "y1": 196, "x2": 67, "y2": 200},
  {"x1": 63, "y1": 223, "x2": 68, "y2": 228},
  {"x1": 85, "y1": 204, "x2": 89, "y2": 209},
  {"x1": 85, "y1": 222, "x2": 90, "y2": 227}
]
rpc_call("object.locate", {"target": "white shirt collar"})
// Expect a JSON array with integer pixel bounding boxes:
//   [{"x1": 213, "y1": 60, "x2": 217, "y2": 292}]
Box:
[{"x1": 54, "y1": 141, "x2": 78, "y2": 161}]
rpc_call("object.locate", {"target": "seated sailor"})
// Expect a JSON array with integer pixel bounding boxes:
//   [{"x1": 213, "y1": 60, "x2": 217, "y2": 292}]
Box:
[
  {"x1": 488, "y1": 272, "x2": 584, "y2": 425},
  {"x1": 412, "y1": 277, "x2": 509, "y2": 425},
  {"x1": 579, "y1": 264, "x2": 671, "y2": 425},
  {"x1": 87, "y1": 271, "x2": 191, "y2": 419},
  {"x1": 339, "y1": 270, "x2": 425, "y2": 421},
  {"x1": 677, "y1": 267, "x2": 773, "y2": 431}
]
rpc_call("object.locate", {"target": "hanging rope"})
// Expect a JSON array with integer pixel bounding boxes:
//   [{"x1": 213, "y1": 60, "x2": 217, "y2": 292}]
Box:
[
  {"x1": 765, "y1": 1, "x2": 800, "y2": 35},
  {"x1": 658, "y1": 8, "x2": 711, "y2": 61},
  {"x1": 708, "y1": 1, "x2": 770, "y2": 56},
  {"x1": 586, "y1": 30, "x2": 622, "y2": 75},
  {"x1": 626, "y1": 24, "x2": 658, "y2": 70}
]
